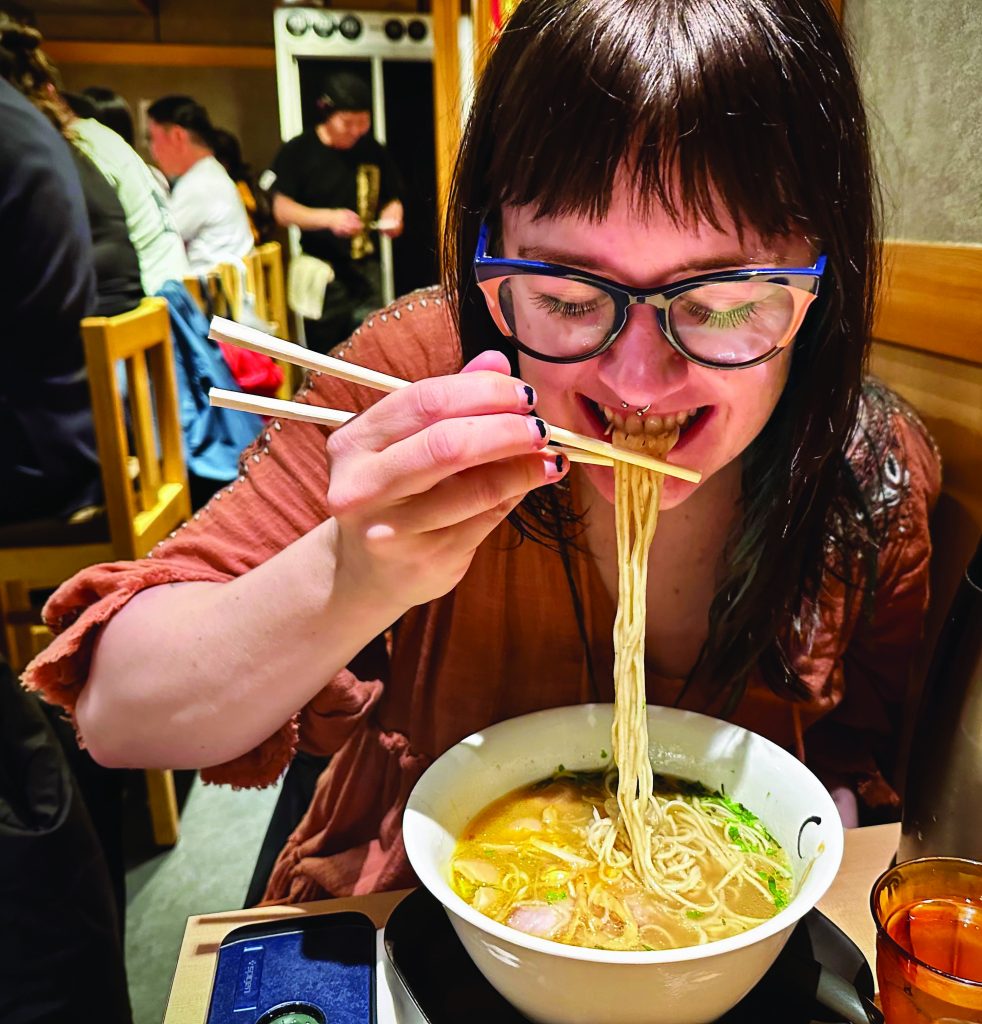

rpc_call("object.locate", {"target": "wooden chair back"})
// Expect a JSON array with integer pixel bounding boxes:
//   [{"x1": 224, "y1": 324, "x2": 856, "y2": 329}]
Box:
[
  {"x1": 185, "y1": 247, "x2": 294, "y2": 398},
  {"x1": 182, "y1": 266, "x2": 242, "y2": 321},
  {"x1": 217, "y1": 262, "x2": 244, "y2": 321},
  {"x1": 244, "y1": 249, "x2": 266, "y2": 324},
  {"x1": 255, "y1": 242, "x2": 295, "y2": 398},
  {"x1": 0, "y1": 296, "x2": 190, "y2": 846},
  {"x1": 82, "y1": 296, "x2": 192, "y2": 561},
  {"x1": 255, "y1": 241, "x2": 289, "y2": 339}
]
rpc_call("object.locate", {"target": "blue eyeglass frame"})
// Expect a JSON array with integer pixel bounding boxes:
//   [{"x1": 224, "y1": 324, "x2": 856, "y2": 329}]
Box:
[{"x1": 473, "y1": 220, "x2": 828, "y2": 369}]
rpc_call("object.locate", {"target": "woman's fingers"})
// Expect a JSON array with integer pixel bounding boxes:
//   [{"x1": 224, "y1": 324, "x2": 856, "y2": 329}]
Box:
[
  {"x1": 343, "y1": 456, "x2": 567, "y2": 605},
  {"x1": 458, "y1": 349, "x2": 513, "y2": 376},
  {"x1": 322, "y1": 352, "x2": 557, "y2": 608},
  {"x1": 330, "y1": 366, "x2": 537, "y2": 455},
  {"x1": 365, "y1": 450, "x2": 568, "y2": 535},
  {"x1": 327, "y1": 409, "x2": 553, "y2": 514}
]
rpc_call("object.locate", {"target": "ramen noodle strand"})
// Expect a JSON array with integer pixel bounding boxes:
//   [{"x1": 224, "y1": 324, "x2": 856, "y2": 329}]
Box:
[{"x1": 609, "y1": 428, "x2": 678, "y2": 889}]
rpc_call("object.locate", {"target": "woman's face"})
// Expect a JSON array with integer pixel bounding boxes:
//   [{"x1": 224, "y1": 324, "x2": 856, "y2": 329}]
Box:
[{"x1": 501, "y1": 177, "x2": 813, "y2": 508}]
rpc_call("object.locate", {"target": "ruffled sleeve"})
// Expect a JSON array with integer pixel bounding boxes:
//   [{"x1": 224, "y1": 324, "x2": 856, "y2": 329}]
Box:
[{"x1": 22, "y1": 289, "x2": 459, "y2": 788}]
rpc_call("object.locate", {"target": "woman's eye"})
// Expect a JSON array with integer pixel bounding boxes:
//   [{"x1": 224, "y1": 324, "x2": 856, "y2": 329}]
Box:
[
  {"x1": 683, "y1": 301, "x2": 757, "y2": 329},
  {"x1": 533, "y1": 294, "x2": 599, "y2": 318}
]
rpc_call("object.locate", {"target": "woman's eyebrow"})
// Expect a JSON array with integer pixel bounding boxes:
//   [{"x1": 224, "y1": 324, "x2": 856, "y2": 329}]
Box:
[{"x1": 516, "y1": 245, "x2": 788, "y2": 276}]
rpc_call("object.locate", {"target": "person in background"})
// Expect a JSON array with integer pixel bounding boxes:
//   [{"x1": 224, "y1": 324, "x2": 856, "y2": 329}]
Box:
[
  {"x1": 81, "y1": 84, "x2": 134, "y2": 145},
  {"x1": 213, "y1": 126, "x2": 274, "y2": 246},
  {"x1": 0, "y1": 20, "x2": 143, "y2": 319},
  {"x1": 0, "y1": 71, "x2": 100, "y2": 526},
  {"x1": 146, "y1": 94, "x2": 253, "y2": 273},
  {"x1": 261, "y1": 69, "x2": 404, "y2": 353},
  {"x1": 0, "y1": 655, "x2": 132, "y2": 1023},
  {"x1": 63, "y1": 90, "x2": 191, "y2": 295},
  {"x1": 0, "y1": 82, "x2": 132, "y2": 1024}
]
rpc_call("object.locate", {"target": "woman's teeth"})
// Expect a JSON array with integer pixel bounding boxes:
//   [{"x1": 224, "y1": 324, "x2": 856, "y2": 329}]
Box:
[{"x1": 600, "y1": 406, "x2": 700, "y2": 437}]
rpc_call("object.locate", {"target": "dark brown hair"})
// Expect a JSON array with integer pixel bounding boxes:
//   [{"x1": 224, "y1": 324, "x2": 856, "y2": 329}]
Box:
[
  {"x1": 445, "y1": 0, "x2": 881, "y2": 706},
  {"x1": 0, "y1": 15, "x2": 69, "y2": 136},
  {"x1": 146, "y1": 94, "x2": 216, "y2": 150}
]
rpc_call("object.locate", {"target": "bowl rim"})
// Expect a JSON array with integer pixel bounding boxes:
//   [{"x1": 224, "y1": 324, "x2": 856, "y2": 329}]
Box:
[{"x1": 405, "y1": 703, "x2": 844, "y2": 966}]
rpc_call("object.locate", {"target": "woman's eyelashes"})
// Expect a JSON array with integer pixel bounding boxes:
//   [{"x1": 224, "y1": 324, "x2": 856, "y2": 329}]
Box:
[
  {"x1": 682, "y1": 301, "x2": 758, "y2": 329},
  {"x1": 533, "y1": 294, "x2": 600, "y2": 318}
]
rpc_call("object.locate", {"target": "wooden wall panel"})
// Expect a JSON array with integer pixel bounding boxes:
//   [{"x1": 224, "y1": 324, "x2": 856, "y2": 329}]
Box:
[
  {"x1": 874, "y1": 241, "x2": 982, "y2": 363},
  {"x1": 45, "y1": 40, "x2": 274, "y2": 68}
]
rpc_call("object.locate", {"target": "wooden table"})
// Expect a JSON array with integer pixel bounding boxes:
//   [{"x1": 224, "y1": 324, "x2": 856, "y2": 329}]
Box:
[{"x1": 164, "y1": 822, "x2": 899, "y2": 1024}]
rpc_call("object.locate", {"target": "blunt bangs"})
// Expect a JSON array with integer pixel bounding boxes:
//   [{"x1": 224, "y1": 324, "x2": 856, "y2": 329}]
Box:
[{"x1": 479, "y1": 0, "x2": 849, "y2": 239}]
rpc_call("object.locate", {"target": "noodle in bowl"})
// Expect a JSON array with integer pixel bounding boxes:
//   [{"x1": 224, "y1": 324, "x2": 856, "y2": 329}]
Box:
[{"x1": 404, "y1": 703, "x2": 843, "y2": 1024}]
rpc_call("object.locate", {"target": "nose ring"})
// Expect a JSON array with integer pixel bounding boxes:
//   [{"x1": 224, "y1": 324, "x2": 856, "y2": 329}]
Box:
[{"x1": 637, "y1": 402, "x2": 651, "y2": 416}]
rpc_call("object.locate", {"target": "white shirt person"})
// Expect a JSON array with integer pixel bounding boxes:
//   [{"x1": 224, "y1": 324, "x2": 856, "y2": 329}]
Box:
[{"x1": 146, "y1": 95, "x2": 253, "y2": 274}]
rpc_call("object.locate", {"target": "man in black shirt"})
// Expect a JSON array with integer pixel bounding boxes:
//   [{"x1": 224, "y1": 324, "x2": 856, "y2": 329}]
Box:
[{"x1": 261, "y1": 70, "x2": 404, "y2": 353}]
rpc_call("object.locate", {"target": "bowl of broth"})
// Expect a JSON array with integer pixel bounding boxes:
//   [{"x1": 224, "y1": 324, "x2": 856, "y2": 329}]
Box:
[{"x1": 403, "y1": 703, "x2": 843, "y2": 1024}]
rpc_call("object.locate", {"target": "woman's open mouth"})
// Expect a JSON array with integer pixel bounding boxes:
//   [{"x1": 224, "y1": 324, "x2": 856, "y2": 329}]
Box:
[{"x1": 579, "y1": 397, "x2": 711, "y2": 449}]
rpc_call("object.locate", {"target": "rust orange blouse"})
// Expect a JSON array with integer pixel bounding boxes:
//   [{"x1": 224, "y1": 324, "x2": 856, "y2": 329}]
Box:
[{"x1": 23, "y1": 287, "x2": 941, "y2": 905}]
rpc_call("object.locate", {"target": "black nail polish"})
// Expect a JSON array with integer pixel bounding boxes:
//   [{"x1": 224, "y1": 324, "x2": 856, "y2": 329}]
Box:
[
  {"x1": 555, "y1": 454, "x2": 565, "y2": 472},
  {"x1": 535, "y1": 418, "x2": 547, "y2": 438},
  {"x1": 523, "y1": 385, "x2": 535, "y2": 406}
]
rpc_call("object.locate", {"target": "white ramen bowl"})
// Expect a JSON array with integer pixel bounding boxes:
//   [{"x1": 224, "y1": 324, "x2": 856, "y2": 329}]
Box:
[{"x1": 404, "y1": 703, "x2": 843, "y2": 1024}]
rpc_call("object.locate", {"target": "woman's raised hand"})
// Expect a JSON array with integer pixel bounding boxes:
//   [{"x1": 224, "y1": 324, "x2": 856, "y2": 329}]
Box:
[{"x1": 325, "y1": 350, "x2": 568, "y2": 610}]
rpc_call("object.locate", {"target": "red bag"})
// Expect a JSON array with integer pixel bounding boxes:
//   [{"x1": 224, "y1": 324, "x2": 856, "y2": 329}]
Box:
[{"x1": 217, "y1": 341, "x2": 284, "y2": 398}]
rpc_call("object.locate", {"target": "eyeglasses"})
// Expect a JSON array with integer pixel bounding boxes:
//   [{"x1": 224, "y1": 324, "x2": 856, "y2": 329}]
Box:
[{"x1": 473, "y1": 221, "x2": 827, "y2": 368}]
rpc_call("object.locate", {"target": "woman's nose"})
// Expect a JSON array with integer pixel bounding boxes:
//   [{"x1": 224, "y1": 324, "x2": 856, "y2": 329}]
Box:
[{"x1": 597, "y1": 304, "x2": 689, "y2": 402}]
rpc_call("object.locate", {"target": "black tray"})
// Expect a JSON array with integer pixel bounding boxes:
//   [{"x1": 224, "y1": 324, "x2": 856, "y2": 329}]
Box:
[{"x1": 383, "y1": 887, "x2": 875, "y2": 1024}]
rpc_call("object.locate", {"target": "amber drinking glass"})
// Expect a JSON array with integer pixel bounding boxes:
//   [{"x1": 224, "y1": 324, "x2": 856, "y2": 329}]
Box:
[{"x1": 871, "y1": 857, "x2": 982, "y2": 1022}]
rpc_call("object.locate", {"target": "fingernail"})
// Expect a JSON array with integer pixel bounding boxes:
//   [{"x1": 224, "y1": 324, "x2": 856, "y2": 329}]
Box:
[
  {"x1": 527, "y1": 417, "x2": 548, "y2": 444},
  {"x1": 543, "y1": 452, "x2": 566, "y2": 480},
  {"x1": 518, "y1": 383, "x2": 536, "y2": 407}
]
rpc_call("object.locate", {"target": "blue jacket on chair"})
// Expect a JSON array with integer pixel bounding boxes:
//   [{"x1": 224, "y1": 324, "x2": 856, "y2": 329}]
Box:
[{"x1": 155, "y1": 280, "x2": 263, "y2": 483}]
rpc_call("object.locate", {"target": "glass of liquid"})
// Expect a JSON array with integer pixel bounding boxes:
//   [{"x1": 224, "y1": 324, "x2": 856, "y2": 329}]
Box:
[{"x1": 871, "y1": 857, "x2": 982, "y2": 1022}]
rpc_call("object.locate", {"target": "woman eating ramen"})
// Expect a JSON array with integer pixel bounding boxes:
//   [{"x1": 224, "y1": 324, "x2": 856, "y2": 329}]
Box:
[{"x1": 26, "y1": 0, "x2": 939, "y2": 906}]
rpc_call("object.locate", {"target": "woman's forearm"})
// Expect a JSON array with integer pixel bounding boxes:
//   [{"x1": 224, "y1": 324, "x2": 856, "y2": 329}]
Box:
[
  {"x1": 76, "y1": 519, "x2": 405, "y2": 771},
  {"x1": 77, "y1": 354, "x2": 564, "y2": 770}
]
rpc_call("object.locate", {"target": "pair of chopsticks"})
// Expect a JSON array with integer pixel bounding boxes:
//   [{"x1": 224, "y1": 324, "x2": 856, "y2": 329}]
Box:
[{"x1": 206, "y1": 316, "x2": 701, "y2": 483}]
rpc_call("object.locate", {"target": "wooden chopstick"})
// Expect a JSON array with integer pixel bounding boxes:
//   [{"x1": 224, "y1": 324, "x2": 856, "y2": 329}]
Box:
[
  {"x1": 209, "y1": 387, "x2": 611, "y2": 467},
  {"x1": 208, "y1": 316, "x2": 701, "y2": 484},
  {"x1": 209, "y1": 387, "x2": 353, "y2": 428},
  {"x1": 210, "y1": 316, "x2": 410, "y2": 394}
]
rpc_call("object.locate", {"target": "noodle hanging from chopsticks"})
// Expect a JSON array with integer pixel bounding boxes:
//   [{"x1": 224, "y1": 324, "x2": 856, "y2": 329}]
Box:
[{"x1": 604, "y1": 428, "x2": 677, "y2": 889}]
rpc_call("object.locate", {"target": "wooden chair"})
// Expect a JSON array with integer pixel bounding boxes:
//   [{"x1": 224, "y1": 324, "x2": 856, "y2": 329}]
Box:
[
  {"x1": 255, "y1": 242, "x2": 289, "y2": 339},
  {"x1": 217, "y1": 261, "x2": 245, "y2": 321},
  {"x1": 255, "y1": 242, "x2": 296, "y2": 398},
  {"x1": 182, "y1": 268, "x2": 238, "y2": 321},
  {"x1": 244, "y1": 248, "x2": 266, "y2": 323},
  {"x1": 239, "y1": 244, "x2": 294, "y2": 398},
  {"x1": 0, "y1": 296, "x2": 191, "y2": 846}
]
